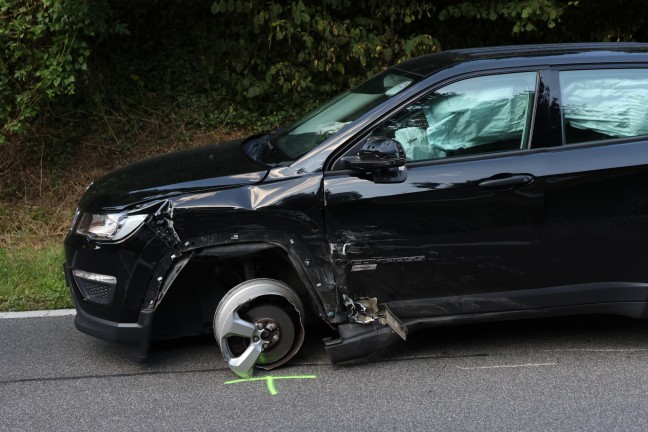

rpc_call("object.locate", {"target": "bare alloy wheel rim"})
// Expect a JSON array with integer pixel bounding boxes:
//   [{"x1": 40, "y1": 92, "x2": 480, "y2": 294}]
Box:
[
  {"x1": 228, "y1": 304, "x2": 296, "y2": 365},
  {"x1": 214, "y1": 279, "x2": 305, "y2": 378}
]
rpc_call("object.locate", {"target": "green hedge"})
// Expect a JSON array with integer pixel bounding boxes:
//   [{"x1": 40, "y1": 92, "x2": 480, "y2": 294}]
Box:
[{"x1": 2, "y1": 0, "x2": 648, "y2": 151}]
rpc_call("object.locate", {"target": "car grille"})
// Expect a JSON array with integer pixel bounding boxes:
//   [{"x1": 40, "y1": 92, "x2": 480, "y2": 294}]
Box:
[{"x1": 75, "y1": 279, "x2": 115, "y2": 305}]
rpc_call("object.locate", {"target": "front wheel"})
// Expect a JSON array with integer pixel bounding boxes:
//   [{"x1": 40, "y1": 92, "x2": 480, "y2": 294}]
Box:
[{"x1": 213, "y1": 279, "x2": 305, "y2": 378}]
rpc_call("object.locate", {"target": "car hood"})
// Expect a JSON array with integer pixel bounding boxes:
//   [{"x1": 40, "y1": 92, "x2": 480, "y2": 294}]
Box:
[{"x1": 78, "y1": 139, "x2": 269, "y2": 211}]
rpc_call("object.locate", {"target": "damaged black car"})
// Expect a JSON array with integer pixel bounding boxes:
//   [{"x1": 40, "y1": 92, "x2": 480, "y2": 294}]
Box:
[{"x1": 65, "y1": 43, "x2": 648, "y2": 378}]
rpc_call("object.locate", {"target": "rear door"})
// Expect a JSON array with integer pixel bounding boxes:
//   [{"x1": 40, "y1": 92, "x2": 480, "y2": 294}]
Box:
[
  {"x1": 324, "y1": 71, "x2": 548, "y2": 318},
  {"x1": 543, "y1": 67, "x2": 648, "y2": 305}
]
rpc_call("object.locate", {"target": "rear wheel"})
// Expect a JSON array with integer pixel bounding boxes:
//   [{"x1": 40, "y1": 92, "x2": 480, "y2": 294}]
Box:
[{"x1": 213, "y1": 278, "x2": 305, "y2": 378}]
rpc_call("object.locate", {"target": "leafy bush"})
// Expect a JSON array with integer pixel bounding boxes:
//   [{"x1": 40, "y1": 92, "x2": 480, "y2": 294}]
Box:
[
  {"x1": 0, "y1": 0, "x2": 105, "y2": 143},
  {"x1": 208, "y1": 0, "x2": 439, "y2": 117},
  {"x1": 3, "y1": 0, "x2": 648, "y2": 151}
]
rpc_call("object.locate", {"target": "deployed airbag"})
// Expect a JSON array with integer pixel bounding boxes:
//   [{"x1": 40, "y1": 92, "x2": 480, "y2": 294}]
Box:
[
  {"x1": 560, "y1": 70, "x2": 648, "y2": 139},
  {"x1": 423, "y1": 76, "x2": 535, "y2": 151},
  {"x1": 391, "y1": 72, "x2": 536, "y2": 158}
]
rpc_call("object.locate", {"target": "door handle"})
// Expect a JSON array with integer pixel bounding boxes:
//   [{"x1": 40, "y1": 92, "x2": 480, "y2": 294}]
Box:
[{"x1": 478, "y1": 174, "x2": 534, "y2": 190}]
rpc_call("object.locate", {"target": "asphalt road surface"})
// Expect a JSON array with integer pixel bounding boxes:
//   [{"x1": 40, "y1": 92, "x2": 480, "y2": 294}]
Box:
[{"x1": 2, "y1": 313, "x2": 648, "y2": 431}]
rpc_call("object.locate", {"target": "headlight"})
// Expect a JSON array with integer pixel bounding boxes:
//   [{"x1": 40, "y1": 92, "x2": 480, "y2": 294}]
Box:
[
  {"x1": 75, "y1": 212, "x2": 147, "y2": 241},
  {"x1": 69, "y1": 208, "x2": 80, "y2": 231}
]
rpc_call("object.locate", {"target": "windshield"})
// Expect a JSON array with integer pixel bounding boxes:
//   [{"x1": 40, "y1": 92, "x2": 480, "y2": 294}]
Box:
[{"x1": 248, "y1": 70, "x2": 420, "y2": 165}]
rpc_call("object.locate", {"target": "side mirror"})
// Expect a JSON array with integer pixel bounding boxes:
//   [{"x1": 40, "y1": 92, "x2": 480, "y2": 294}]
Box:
[{"x1": 341, "y1": 137, "x2": 407, "y2": 183}]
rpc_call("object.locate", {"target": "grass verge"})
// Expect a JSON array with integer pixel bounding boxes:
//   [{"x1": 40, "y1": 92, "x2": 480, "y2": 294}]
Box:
[{"x1": 0, "y1": 245, "x2": 73, "y2": 311}]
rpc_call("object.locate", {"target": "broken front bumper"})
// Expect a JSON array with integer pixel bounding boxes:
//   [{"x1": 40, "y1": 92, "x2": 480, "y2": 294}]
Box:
[
  {"x1": 65, "y1": 261, "x2": 156, "y2": 360},
  {"x1": 72, "y1": 295, "x2": 155, "y2": 360},
  {"x1": 63, "y1": 216, "x2": 178, "y2": 359}
]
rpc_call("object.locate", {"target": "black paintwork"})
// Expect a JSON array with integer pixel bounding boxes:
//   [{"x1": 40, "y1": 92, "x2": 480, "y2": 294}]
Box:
[
  {"x1": 393, "y1": 43, "x2": 648, "y2": 77},
  {"x1": 64, "y1": 43, "x2": 648, "y2": 362},
  {"x1": 79, "y1": 139, "x2": 268, "y2": 211},
  {"x1": 324, "y1": 150, "x2": 546, "y2": 308}
]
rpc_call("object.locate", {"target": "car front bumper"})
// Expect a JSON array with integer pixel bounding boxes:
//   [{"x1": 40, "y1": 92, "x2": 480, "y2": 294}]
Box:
[
  {"x1": 63, "y1": 219, "x2": 177, "y2": 360},
  {"x1": 65, "y1": 261, "x2": 156, "y2": 360}
]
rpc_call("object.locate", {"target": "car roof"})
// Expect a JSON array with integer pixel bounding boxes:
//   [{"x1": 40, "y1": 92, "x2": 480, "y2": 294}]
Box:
[{"x1": 393, "y1": 43, "x2": 648, "y2": 77}]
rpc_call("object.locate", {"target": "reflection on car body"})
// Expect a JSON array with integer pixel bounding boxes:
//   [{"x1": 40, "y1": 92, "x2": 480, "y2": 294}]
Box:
[{"x1": 64, "y1": 43, "x2": 648, "y2": 378}]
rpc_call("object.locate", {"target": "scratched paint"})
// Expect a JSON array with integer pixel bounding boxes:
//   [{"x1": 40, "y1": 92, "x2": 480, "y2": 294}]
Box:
[{"x1": 224, "y1": 375, "x2": 317, "y2": 395}]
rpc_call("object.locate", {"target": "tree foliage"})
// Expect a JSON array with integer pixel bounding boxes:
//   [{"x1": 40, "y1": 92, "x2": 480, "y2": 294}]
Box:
[
  {"x1": 2, "y1": 0, "x2": 648, "y2": 149},
  {"x1": 0, "y1": 1, "x2": 102, "y2": 142},
  {"x1": 209, "y1": 0, "x2": 439, "y2": 111}
]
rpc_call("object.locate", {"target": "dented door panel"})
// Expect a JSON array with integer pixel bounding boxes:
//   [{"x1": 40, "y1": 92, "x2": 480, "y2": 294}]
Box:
[{"x1": 324, "y1": 152, "x2": 547, "y2": 316}]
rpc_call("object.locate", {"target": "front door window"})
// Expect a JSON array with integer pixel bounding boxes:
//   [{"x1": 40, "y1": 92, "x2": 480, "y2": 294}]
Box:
[{"x1": 368, "y1": 72, "x2": 538, "y2": 162}]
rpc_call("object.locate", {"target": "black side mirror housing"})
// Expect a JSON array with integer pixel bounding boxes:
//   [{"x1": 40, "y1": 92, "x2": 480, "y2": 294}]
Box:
[
  {"x1": 342, "y1": 136, "x2": 406, "y2": 168},
  {"x1": 341, "y1": 137, "x2": 407, "y2": 183}
]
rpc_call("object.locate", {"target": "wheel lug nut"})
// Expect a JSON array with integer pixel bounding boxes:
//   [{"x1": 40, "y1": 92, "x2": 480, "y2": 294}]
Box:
[
  {"x1": 252, "y1": 336, "x2": 259, "y2": 342},
  {"x1": 272, "y1": 335, "x2": 279, "y2": 342},
  {"x1": 263, "y1": 343, "x2": 269, "y2": 350},
  {"x1": 266, "y1": 323, "x2": 276, "y2": 331},
  {"x1": 256, "y1": 322, "x2": 264, "y2": 330}
]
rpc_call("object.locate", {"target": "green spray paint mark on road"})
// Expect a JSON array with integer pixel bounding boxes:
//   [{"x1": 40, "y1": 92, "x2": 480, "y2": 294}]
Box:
[{"x1": 224, "y1": 375, "x2": 317, "y2": 395}]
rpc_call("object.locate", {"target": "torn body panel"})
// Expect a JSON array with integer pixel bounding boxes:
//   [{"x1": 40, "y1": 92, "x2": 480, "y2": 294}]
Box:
[
  {"x1": 320, "y1": 295, "x2": 408, "y2": 363},
  {"x1": 66, "y1": 172, "x2": 343, "y2": 360},
  {"x1": 344, "y1": 295, "x2": 408, "y2": 340},
  {"x1": 167, "y1": 174, "x2": 340, "y2": 322},
  {"x1": 66, "y1": 170, "x2": 346, "y2": 357}
]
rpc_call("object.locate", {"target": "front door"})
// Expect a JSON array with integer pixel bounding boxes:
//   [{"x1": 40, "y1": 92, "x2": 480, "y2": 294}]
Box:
[{"x1": 324, "y1": 71, "x2": 546, "y2": 318}]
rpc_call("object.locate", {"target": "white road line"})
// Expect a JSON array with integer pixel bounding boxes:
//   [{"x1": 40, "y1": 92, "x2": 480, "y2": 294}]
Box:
[
  {"x1": 0, "y1": 309, "x2": 76, "y2": 319},
  {"x1": 543, "y1": 348, "x2": 648, "y2": 353},
  {"x1": 457, "y1": 362, "x2": 557, "y2": 370}
]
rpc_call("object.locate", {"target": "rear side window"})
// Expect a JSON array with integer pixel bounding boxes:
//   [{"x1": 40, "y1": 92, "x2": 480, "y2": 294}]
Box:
[
  {"x1": 560, "y1": 69, "x2": 648, "y2": 144},
  {"x1": 368, "y1": 72, "x2": 537, "y2": 162}
]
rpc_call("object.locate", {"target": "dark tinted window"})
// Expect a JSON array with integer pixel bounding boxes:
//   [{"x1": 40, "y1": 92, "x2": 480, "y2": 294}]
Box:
[
  {"x1": 268, "y1": 70, "x2": 418, "y2": 163},
  {"x1": 560, "y1": 69, "x2": 648, "y2": 144}
]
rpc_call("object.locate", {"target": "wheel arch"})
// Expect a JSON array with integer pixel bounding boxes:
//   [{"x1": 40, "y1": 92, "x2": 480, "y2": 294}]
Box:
[
  {"x1": 150, "y1": 240, "x2": 328, "y2": 341},
  {"x1": 196, "y1": 241, "x2": 326, "y2": 317}
]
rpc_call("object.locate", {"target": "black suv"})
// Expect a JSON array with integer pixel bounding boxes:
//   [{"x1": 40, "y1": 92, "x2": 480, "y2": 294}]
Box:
[{"x1": 65, "y1": 43, "x2": 648, "y2": 378}]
